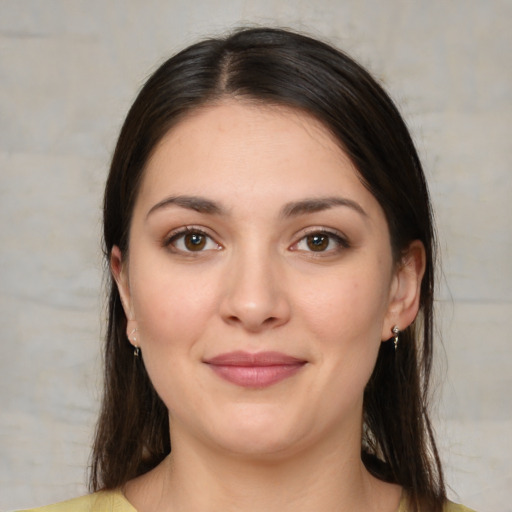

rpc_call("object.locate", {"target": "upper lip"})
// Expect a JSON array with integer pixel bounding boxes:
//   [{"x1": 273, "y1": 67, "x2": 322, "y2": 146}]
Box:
[{"x1": 204, "y1": 351, "x2": 306, "y2": 366}]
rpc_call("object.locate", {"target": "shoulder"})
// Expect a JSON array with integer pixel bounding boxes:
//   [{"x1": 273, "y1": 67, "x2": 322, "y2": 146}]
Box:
[
  {"x1": 399, "y1": 493, "x2": 478, "y2": 512},
  {"x1": 16, "y1": 490, "x2": 137, "y2": 512},
  {"x1": 444, "y1": 501, "x2": 478, "y2": 512}
]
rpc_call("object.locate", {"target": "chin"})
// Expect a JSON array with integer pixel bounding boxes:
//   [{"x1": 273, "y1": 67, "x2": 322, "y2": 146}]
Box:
[
  {"x1": 216, "y1": 433, "x2": 303, "y2": 461},
  {"x1": 203, "y1": 407, "x2": 310, "y2": 459}
]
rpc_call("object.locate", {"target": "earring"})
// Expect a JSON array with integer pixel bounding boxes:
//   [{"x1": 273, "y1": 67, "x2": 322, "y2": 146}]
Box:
[
  {"x1": 392, "y1": 326, "x2": 400, "y2": 351},
  {"x1": 129, "y1": 328, "x2": 140, "y2": 357}
]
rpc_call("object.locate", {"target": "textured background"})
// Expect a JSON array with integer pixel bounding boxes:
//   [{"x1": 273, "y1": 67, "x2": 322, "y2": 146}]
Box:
[{"x1": 1, "y1": 1, "x2": 511, "y2": 511}]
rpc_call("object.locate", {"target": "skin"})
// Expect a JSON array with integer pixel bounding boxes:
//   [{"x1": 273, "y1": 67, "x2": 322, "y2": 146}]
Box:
[{"x1": 112, "y1": 101, "x2": 425, "y2": 512}]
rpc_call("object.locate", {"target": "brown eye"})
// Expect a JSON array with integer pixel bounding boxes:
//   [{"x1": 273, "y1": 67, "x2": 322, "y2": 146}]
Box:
[
  {"x1": 166, "y1": 229, "x2": 221, "y2": 254},
  {"x1": 184, "y1": 232, "x2": 207, "y2": 251},
  {"x1": 306, "y1": 233, "x2": 329, "y2": 251},
  {"x1": 292, "y1": 230, "x2": 349, "y2": 255}
]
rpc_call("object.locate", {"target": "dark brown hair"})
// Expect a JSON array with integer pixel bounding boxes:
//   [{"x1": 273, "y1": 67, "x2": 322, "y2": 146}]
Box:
[{"x1": 91, "y1": 27, "x2": 445, "y2": 511}]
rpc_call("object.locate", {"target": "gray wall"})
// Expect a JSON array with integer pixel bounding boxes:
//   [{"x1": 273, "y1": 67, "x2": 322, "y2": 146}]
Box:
[{"x1": 1, "y1": 1, "x2": 510, "y2": 511}]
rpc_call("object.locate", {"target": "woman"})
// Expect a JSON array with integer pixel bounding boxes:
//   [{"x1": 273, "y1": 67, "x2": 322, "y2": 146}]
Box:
[{"x1": 23, "y1": 27, "x2": 475, "y2": 512}]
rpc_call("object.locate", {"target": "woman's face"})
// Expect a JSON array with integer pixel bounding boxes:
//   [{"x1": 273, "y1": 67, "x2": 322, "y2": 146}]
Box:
[{"x1": 113, "y1": 101, "x2": 423, "y2": 459}]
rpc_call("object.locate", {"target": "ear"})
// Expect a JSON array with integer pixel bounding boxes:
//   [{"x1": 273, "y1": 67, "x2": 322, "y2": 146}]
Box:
[
  {"x1": 110, "y1": 246, "x2": 138, "y2": 339},
  {"x1": 382, "y1": 240, "x2": 426, "y2": 340}
]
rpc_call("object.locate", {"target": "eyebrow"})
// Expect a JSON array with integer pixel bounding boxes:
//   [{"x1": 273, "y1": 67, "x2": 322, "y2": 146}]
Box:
[
  {"x1": 146, "y1": 195, "x2": 225, "y2": 218},
  {"x1": 280, "y1": 197, "x2": 367, "y2": 218},
  {"x1": 146, "y1": 194, "x2": 367, "y2": 220}
]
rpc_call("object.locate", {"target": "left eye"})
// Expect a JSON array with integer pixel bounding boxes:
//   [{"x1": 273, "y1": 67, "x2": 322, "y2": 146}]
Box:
[
  {"x1": 293, "y1": 231, "x2": 348, "y2": 253},
  {"x1": 167, "y1": 230, "x2": 220, "y2": 253}
]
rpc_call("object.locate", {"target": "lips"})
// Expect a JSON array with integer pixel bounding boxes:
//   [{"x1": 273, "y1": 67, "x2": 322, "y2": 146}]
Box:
[{"x1": 204, "y1": 351, "x2": 307, "y2": 388}]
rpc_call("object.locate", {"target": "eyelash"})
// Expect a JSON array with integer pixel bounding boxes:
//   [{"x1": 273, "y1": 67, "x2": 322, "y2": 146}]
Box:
[
  {"x1": 163, "y1": 227, "x2": 221, "y2": 254},
  {"x1": 291, "y1": 228, "x2": 350, "y2": 255},
  {"x1": 163, "y1": 227, "x2": 350, "y2": 256}
]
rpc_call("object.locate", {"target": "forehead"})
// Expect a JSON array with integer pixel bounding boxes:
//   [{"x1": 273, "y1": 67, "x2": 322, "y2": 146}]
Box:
[
  {"x1": 140, "y1": 101, "x2": 360, "y2": 193},
  {"x1": 131, "y1": 100, "x2": 389, "y2": 231}
]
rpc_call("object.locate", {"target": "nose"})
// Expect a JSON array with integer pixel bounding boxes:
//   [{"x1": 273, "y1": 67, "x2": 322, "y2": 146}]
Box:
[{"x1": 219, "y1": 248, "x2": 291, "y2": 332}]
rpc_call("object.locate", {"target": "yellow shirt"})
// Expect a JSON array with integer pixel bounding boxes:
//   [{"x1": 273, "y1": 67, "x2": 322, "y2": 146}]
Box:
[
  {"x1": 18, "y1": 491, "x2": 136, "y2": 512},
  {"x1": 18, "y1": 489, "x2": 476, "y2": 512}
]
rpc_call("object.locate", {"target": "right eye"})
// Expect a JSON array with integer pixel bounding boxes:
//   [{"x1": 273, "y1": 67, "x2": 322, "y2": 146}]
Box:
[
  {"x1": 290, "y1": 229, "x2": 350, "y2": 256},
  {"x1": 165, "y1": 228, "x2": 221, "y2": 253}
]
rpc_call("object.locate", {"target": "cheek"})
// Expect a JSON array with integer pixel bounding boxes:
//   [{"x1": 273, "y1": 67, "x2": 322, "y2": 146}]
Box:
[
  {"x1": 130, "y1": 260, "x2": 219, "y2": 348},
  {"x1": 128, "y1": 264, "x2": 220, "y2": 412},
  {"x1": 296, "y1": 264, "x2": 391, "y2": 343},
  {"x1": 298, "y1": 268, "x2": 390, "y2": 409}
]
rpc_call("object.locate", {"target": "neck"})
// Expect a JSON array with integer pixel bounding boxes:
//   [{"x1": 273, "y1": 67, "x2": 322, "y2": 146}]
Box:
[{"x1": 124, "y1": 422, "x2": 401, "y2": 512}]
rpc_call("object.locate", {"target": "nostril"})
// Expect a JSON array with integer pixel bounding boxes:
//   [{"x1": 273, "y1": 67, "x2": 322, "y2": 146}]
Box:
[
  {"x1": 219, "y1": 275, "x2": 292, "y2": 331},
  {"x1": 224, "y1": 313, "x2": 282, "y2": 332}
]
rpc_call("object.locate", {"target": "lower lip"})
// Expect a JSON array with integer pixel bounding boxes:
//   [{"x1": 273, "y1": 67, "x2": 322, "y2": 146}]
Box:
[{"x1": 207, "y1": 363, "x2": 305, "y2": 388}]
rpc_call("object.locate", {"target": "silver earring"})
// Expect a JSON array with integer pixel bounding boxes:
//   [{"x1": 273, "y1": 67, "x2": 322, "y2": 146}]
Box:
[
  {"x1": 392, "y1": 326, "x2": 400, "y2": 351},
  {"x1": 129, "y1": 328, "x2": 140, "y2": 357}
]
